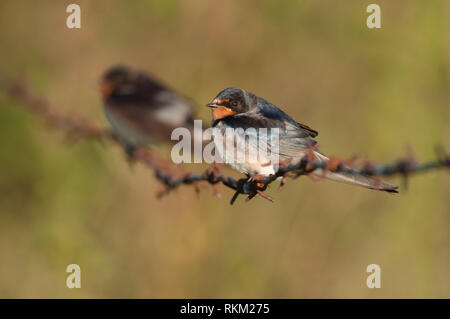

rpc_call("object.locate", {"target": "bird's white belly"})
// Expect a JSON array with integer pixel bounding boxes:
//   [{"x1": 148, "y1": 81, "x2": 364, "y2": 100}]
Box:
[
  {"x1": 226, "y1": 160, "x2": 276, "y2": 176},
  {"x1": 213, "y1": 127, "x2": 276, "y2": 176}
]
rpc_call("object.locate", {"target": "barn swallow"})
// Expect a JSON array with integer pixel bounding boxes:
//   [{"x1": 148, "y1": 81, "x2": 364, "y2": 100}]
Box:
[
  {"x1": 101, "y1": 65, "x2": 198, "y2": 156},
  {"x1": 206, "y1": 87, "x2": 398, "y2": 192}
]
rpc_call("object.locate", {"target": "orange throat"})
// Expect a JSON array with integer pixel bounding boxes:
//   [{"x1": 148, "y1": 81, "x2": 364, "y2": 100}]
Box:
[
  {"x1": 101, "y1": 82, "x2": 114, "y2": 97},
  {"x1": 212, "y1": 107, "x2": 236, "y2": 121}
]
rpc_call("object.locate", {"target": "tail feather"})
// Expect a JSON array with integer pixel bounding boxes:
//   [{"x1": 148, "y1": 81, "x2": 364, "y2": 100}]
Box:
[
  {"x1": 318, "y1": 170, "x2": 399, "y2": 193},
  {"x1": 312, "y1": 152, "x2": 399, "y2": 193}
]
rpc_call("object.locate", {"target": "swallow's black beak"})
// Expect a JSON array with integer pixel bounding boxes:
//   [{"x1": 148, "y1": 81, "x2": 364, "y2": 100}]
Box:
[{"x1": 206, "y1": 102, "x2": 219, "y2": 108}]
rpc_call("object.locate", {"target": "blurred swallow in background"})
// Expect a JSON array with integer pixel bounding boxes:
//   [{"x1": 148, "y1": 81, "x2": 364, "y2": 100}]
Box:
[
  {"x1": 207, "y1": 87, "x2": 398, "y2": 192},
  {"x1": 101, "y1": 65, "x2": 199, "y2": 156}
]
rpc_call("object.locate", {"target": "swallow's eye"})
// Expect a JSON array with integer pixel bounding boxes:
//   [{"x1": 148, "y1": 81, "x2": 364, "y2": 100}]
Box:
[{"x1": 231, "y1": 100, "x2": 238, "y2": 107}]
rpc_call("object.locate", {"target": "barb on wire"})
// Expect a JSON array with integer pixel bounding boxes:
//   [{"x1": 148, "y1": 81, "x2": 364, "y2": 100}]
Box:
[
  {"x1": 1, "y1": 75, "x2": 449, "y2": 205},
  {"x1": 1, "y1": 76, "x2": 115, "y2": 143}
]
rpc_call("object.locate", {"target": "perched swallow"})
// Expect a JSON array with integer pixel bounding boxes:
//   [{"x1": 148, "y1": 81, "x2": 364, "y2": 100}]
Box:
[
  {"x1": 206, "y1": 88, "x2": 398, "y2": 192},
  {"x1": 101, "y1": 65, "x2": 197, "y2": 155}
]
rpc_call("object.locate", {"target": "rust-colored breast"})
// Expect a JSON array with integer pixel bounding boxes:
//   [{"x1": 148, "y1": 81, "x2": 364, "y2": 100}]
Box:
[{"x1": 212, "y1": 107, "x2": 236, "y2": 121}]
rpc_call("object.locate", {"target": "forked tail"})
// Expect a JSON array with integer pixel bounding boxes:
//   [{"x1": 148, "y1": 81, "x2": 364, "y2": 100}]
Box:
[{"x1": 313, "y1": 152, "x2": 399, "y2": 193}]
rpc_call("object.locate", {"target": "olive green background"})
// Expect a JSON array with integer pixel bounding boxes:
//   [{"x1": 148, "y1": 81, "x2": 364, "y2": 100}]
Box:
[{"x1": 0, "y1": 0, "x2": 449, "y2": 298}]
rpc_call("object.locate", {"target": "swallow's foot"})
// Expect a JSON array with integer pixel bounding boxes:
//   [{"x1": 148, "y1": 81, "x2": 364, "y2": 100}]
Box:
[
  {"x1": 248, "y1": 174, "x2": 267, "y2": 189},
  {"x1": 230, "y1": 174, "x2": 272, "y2": 205}
]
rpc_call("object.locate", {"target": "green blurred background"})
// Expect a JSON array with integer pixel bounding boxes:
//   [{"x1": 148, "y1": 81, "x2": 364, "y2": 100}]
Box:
[{"x1": 0, "y1": 0, "x2": 449, "y2": 298}]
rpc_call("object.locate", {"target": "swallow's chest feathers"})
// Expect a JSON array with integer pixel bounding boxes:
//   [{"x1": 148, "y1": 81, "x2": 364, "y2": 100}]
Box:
[{"x1": 213, "y1": 121, "x2": 276, "y2": 176}]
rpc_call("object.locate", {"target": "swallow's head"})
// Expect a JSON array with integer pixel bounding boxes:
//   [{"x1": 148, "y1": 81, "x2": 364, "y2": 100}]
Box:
[
  {"x1": 206, "y1": 88, "x2": 257, "y2": 121},
  {"x1": 100, "y1": 65, "x2": 141, "y2": 98}
]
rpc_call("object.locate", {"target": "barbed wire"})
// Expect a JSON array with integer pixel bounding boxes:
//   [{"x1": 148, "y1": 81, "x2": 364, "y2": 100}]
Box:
[{"x1": 1, "y1": 76, "x2": 449, "y2": 204}]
